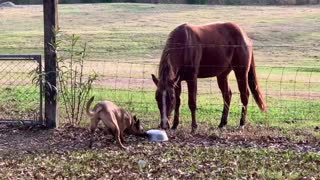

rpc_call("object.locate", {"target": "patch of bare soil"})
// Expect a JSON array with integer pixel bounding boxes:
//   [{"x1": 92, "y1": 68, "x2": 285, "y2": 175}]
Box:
[
  {"x1": 181, "y1": 125, "x2": 320, "y2": 153},
  {"x1": 0, "y1": 124, "x2": 319, "y2": 156},
  {"x1": 96, "y1": 77, "x2": 155, "y2": 90}
]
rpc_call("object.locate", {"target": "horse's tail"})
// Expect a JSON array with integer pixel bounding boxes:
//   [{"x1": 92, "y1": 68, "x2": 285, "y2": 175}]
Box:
[
  {"x1": 248, "y1": 53, "x2": 267, "y2": 112},
  {"x1": 86, "y1": 96, "x2": 96, "y2": 117}
]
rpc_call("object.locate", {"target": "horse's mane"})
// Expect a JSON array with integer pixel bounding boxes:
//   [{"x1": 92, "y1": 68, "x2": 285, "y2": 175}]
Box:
[
  {"x1": 158, "y1": 24, "x2": 190, "y2": 89},
  {"x1": 157, "y1": 30, "x2": 176, "y2": 89}
]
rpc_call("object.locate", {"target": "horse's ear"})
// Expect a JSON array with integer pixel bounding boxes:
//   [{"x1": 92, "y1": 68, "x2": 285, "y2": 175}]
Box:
[
  {"x1": 151, "y1": 74, "x2": 159, "y2": 86},
  {"x1": 133, "y1": 115, "x2": 137, "y2": 121}
]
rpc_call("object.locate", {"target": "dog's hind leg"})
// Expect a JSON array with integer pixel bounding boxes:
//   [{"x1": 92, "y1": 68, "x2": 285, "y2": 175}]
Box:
[
  {"x1": 120, "y1": 131, "x2": 125, "y2": 143},
  {"x1": 112, "y1": 128, "x2": 127, "y2": 149},
  {"x1": 89, "y1": 118, "x2": 99, "y2": 148},
  {"x1": 106, "y1": 128, "x2": 115, "y2": 143}
]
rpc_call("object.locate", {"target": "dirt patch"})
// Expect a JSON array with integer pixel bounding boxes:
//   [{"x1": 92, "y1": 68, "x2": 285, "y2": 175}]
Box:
[
  {"x1": 0, "y1": 124, "x2": 319, "y2": 155},
  {"x1": 1, "y1": 124, "x2": 319, "y2": 179},
  {"x1": 96, "y1": 77, "x2": 155, "y2": 90}
]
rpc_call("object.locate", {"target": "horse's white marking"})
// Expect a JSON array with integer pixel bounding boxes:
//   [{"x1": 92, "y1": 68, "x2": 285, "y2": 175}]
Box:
[{"x1": 162, "y1": 90, "x2": 168, "y2": 128}]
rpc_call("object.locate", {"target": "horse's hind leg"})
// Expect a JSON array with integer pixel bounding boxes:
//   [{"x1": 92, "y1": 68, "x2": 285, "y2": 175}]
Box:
[
  {"x1": 234, "y1": 70, "x2": 249, "y2": 128},
  {"x1": 187, "y1": 78, "x2": 198, "y2": 133},
  {"x1": 217, "y1": 73, "x2": 232, "y2": 128}
]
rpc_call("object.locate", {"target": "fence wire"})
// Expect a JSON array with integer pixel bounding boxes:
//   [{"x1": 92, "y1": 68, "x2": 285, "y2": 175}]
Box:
[
  {"x1": 0, "y1": 55, "x2": 42, "y2": 124},
  {"x1": 0, "y1": 45, "x2": 319, "y2": 126},
  {"x1": 66, "y1": 46, "x2": 320, "y2": 126}
]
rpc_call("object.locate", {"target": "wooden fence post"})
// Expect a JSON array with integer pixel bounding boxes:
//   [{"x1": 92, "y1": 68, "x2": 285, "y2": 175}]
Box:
[{"x1": 43, "y1": 0, "x2": 58, "y2": 128}]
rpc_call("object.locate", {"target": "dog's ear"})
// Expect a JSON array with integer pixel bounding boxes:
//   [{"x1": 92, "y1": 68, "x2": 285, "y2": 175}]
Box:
[
  {"x1": 133, "y1": 115, "x2": 137, "y2": 121},
  {"x1": 151, "y1": 74, "x2": 159, "y2": 86},
  {"x1": 136, "y1": 119, "x2": 141, "y2": 128}
]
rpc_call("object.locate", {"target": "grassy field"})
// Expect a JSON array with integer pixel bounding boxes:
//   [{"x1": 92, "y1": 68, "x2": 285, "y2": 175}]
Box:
[
  {"x1": 0, "y1": 3, "x2": 320, "y2": 179},
  {"x1": 0, "y1": 4, "x2": 320, "y2": 64}
]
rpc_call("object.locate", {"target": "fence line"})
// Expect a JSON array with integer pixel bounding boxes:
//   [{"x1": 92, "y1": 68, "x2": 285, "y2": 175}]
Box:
[
  {"x1": 80, "y1": 56, "x2": 320, "y2": 125},
  {"x1": 0, "y1": 46, "x2": 319, "y2": 125},
  {"x1": 1, "y1": 43, "x2": 320, "y2": 50}
]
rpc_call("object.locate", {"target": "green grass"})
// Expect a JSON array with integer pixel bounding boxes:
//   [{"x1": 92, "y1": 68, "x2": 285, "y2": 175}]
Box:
[
  {"x1": 0, "y1": 86, "x2": 40, "y2": 120},
  {"x1": 88, "y1": 88, "x2": 320, "y2": 129},
  {"x1": 0, "y1": 83, "x2": 317, "y2": 129},
  {"x1": 0, "y1": 66, "x2": 315, "y2": 128},
  {"x1": 1, "y1": 146, "x2": 319, "y2": 179}
]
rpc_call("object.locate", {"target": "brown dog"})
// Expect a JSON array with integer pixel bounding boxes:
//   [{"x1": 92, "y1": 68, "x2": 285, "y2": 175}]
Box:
[{"x1": 86, "y1": 96, "x2": 145, "y2": 149}]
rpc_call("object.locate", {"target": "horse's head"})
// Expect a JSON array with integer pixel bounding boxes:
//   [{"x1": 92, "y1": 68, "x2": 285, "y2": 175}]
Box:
[{"x1": 151, "y1": 74, "x2": 179, "y2": 130}]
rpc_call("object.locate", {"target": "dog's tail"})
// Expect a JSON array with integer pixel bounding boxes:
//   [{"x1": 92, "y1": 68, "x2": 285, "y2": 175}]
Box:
[{"x1": 86, "y1": 96, "x2": 96, "y2": 117}]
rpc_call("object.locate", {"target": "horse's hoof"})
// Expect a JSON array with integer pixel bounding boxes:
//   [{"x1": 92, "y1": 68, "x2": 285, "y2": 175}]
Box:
[
  {"x1": 237, "y1": 125, "x2": 245, "y2": 131},
  {"x1": 218, "y1": 122, "x2": 227, "y2": 129},
  {"x1": 191, "y1": 122, "x2": 198, "y2": 134},
  {"x1": 191, "y1": 128, "x2": 197, "y2": 134},
  {"x1": 168, "y1": 129, "x2": 177, "y2": 138},
  {"x1": 171, "y1": 124, "x2": 178, "y2": 130},
  {"x1": 170, "y1": 129, "x2": 176, "y2": 134},
  {"x1": 159, "y1": 122, "x2": 170, "y2": 130},
  {"x1": 217, "y1": 126, "x2": 225, "y2": 133}
]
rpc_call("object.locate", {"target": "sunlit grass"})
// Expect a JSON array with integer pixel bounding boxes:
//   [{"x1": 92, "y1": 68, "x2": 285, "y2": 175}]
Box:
[{"x1": 87, "y1": 88, "x2": 320, "y2": 129}]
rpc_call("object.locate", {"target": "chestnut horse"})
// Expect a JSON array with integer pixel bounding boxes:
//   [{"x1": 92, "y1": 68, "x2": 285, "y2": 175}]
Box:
[{"x1": 151, "y1": 22, "x2": 267, "y2": 133}]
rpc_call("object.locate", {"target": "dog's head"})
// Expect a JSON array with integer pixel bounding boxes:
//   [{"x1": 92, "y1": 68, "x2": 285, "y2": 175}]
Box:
[
  {"x1": 132, "y1": 115, "x2": 144, "y2": 133},
  {"x1": 128, "y1": 115, "x2": 145, "y2": 136}
]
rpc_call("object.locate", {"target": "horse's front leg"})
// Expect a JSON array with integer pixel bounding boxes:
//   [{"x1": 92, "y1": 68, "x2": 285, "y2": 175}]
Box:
[
  {"x1": 172, "y1": 81, "x2": 182, "y2": 130},
  {"x1": 187, "y1": 79, "x2": 197, "y2": 134}
]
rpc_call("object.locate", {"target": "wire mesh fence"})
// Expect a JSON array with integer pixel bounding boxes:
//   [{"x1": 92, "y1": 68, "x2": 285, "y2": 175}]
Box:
[
  {"x1": 73, "y1": 47, "x2": 320, "y2": 127},
  {"x1": 0, "y1": 47, "x2": 319, "y2": 128},
  {"x1": 0, "y1": 55, "x2": 42, "y2": 125}
]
